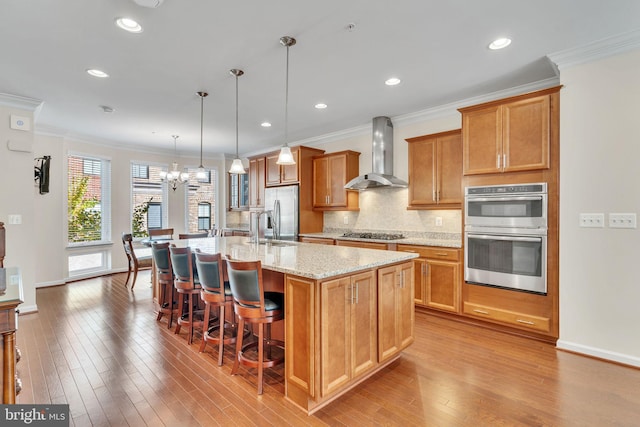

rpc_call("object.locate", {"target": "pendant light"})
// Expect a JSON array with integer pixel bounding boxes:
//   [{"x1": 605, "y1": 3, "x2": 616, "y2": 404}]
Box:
[
  {"x1": 196, "y1": 91, "x2": 208, "y2": 180},
  {"x1": 276, "y1": 35, "x2": 296, "y2": 165},
  {"x1": 228, "y1": 69, "x2": 247, "y2": 174},
  {"x1": 159, "y1": 135, "x2": 189, "y2": 191}
]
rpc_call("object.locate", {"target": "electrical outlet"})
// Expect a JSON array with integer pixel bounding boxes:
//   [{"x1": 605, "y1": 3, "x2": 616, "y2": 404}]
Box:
[
  {"x1": 579, "y1": 213, "x2": 604, "y2": 228},
  {"x1": 435, "y1": 217, "x2": 443, "y2": 227},
  {"x1": 343, "y1": 215, "x2": 349, "y2": 225},
  {"x1": 609, "y1": 213, "x2": 636, "y2": 229}
]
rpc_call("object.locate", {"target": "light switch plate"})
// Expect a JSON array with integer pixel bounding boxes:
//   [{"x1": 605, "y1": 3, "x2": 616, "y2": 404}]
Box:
[
  {"x1": 579, "y1": 213, "x2": 604, "y2": 228},
  {"x1": 609, "y1": 213, "x2": 636, "y2": 229}
]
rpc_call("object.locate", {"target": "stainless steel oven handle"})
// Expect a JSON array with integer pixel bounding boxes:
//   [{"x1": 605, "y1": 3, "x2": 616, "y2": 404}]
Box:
[
  {"x1": 466, "y1": 196, "x2": 543, "y2": 203},
  {"x1": 467, "y1": 234, "x2": 542, "y2": 243}
]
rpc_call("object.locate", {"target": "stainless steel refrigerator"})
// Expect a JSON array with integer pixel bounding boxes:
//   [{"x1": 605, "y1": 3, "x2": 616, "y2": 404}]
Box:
[{"x1": 263, "y1": 185, "x2": 299, "y2": 241}]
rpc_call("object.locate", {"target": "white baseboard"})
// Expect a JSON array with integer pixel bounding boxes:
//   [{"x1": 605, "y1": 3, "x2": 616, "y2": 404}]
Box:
[
  {"x1": 556, "y1": 339, "x2": 640, "y2": 368},
  {"x1": 35, "y1": 279, "x2": 66, "y2": 288},
  {"x1": 18, "y1": 304, "x2": 38, "y2": 314}
]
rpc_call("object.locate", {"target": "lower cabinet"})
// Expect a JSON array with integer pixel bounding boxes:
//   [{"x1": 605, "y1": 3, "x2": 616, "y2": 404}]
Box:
[
  {"x1": 377, "y1": 262, "x2": 414, "y2": 362},
  {"x1": 320, "y1": 271, "x2": 376, "y2": 396},
  {"x1": 463, "y1": 302, "x2": 551, "y2": 333},
  {"x1": 299, "y1": 236, "x2": 335, "y2": 245},
  {"x1": 398, "y1": 245, "x2": 461, "y2": 313}
]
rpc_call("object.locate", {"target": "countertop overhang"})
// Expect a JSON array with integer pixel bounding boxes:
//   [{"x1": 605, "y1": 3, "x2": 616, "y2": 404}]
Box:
[{"x1": 169, "y1": 236, "x2": 418, "y2": 280}]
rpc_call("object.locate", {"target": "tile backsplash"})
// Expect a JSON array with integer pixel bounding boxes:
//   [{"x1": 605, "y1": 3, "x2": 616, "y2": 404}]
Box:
[{"x1": 324, "y1": 187, "x2": 461, "y2": 238}]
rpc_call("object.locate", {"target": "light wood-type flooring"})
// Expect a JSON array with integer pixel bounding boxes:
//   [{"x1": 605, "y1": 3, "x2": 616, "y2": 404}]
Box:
[{"x1": 15, "y1": 271, "x2": 640, "y2": 426}]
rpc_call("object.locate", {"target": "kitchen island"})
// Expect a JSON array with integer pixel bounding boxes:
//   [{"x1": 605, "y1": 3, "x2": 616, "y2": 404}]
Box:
[{"x1": 168, "y1": 236, "x2": 418, "y2": 414}]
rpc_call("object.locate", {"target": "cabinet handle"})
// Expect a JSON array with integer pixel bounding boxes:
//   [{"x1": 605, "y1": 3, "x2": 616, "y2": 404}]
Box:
[
  {"x1": 516, "y1": 319, "x2": 535, "y2": 326},
  {"x1": 435, "y1": 252, "x2": 448, "y2": 256},
  {"x1": 355, "y1": 282, "x2": 359, "y2": 304},
  {"x1": 473, "y1": 309, "x2": 490, "y2": 315},
  {"x1": 497, "y1": 154, "x2": 501, "y2": 169}
]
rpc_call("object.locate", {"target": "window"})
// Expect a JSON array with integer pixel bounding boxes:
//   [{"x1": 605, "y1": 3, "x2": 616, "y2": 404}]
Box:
[
  {"x1": 229, "y1": 172, "x2": 249, "y2": 210},
  {"x1": 186, "y1": 167, "x2": 216, "y2": 233},
  {"x1": 198, "y1": 202, "x2": 211, "y2": 230},
  {"x1": 131, "y1": 162, "x2": 169, "y2": 237},
  {"x1": 67, "y1": 153, "x2": 111, "y2": 276},
  {"x1": 68, "y1": 154, "x2": 111, "y2": 244}
]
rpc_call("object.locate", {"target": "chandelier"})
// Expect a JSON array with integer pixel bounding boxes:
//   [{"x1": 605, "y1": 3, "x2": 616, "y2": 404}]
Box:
[{"x1": 159, "y1": 135, "x2": 189, "y2": 191}]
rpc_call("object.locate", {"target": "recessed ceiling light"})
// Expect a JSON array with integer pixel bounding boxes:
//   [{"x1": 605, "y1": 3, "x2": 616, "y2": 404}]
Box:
[
  {"x1": 385, "y1": 77, "x2": 401, "y2": 86},
  {"x1": 315, "y1": 103, "x2": 327, "y2": 109},
  {"x1": 115, "y1": 17, "x2": 143, "y2": 33},
  {"x1": 489, "y1": 37, "x2": 512, "y2": 50},
  {"x1": 86, "y1": 69, "x2": 109, "y2": 78},
  {"x1": 261, "y1": 122, "x2": 272, "y2": 127}
]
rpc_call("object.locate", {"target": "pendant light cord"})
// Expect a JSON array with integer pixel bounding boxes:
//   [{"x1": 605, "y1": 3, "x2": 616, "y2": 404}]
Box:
[
  {"x1": 199, "y1": 94, "x2": 204, "y2": 168},
  {"x1": 236, "y1": 72, "x2": 239, "y2": 158},
  {"x1": 284, "y1": 43, "x2": 289, "y2": 146}
]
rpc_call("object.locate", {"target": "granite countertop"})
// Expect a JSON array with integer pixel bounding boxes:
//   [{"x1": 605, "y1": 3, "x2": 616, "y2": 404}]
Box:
[
  {"x1": 299, "y1": 232, "x2": 462, "y2": 249},
  {"x1": 171, "y1": 236, "x2": 418, "y2": 280}
]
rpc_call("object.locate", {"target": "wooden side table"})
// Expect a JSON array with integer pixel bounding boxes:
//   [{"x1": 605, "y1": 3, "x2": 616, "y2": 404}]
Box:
[{"x1": 0, "y1": 267, "x2": 24, "y2": 404}]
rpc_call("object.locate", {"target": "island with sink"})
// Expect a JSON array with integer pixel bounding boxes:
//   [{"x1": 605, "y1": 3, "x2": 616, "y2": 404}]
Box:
[{"x1": 167, "y1": 235, "x2": 418, "y2": 414}]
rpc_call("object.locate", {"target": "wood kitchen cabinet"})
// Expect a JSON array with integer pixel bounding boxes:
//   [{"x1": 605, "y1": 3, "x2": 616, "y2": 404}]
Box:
[
  {"x1": 398, "y1": 245, "x2": 461, "y2": 313},
  {"x1": 248, "y1": 156, "x2": 265, "y2": 208},
  {"x1": 266, "y1": 148, "x2": 300, "y2": 186},
  {"x1": 299, "y1": 236, "x2": 335, "y2": 245},
  {"x1": 313, "y1": 151, "x2": 360, "y2": 211},
  {"x1": 406, "y1": 130, "x2": 462, "y2": 209},
  {"x1": 377, "y1": 262, "x2": 414, "y2": 362},
  {"x1": 320, "y1": 271, "x2": 377, "y2": 396},
  {"x1": 459, "y1": 86, "x2": 561, "y2": 176}
]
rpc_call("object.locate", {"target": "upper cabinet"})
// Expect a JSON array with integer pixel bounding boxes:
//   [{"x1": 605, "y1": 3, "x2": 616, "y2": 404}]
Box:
[
  {"x1": 228, "y1": 171, "x2": 249, "y2": 210},
  {"x1": 406, "y1": 129, "x2": 462, "y2": 209},
  {"x1": 266, "y1": 148, "x2": 300, "y2": 186},
  {"x1": 459, "y1": 86, "x2": 561, "y2": 175},
  {"x1": 248, "y1": 156, "x2": 265, "y2": 208},
  {"x1": 313, "y1": 150, "x2": 360, "y2": 211}
]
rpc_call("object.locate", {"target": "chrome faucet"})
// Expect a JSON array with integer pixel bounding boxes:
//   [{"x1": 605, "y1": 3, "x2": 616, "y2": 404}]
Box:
[{"x1": 250, "y1": 210, "x2": 272, "y2": 243}]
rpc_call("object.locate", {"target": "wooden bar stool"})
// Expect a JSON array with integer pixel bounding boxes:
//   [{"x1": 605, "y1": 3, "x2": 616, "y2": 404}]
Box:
[
  {"x1": 151, "y1": 242, "x2": 178, "y2": 328},
  {"x1": 194, "y1": 251, "x2": 238, "y2": 366},
  {"x1": 226, "y1": 259, "x2": 284, "y2": 394},
  {"x1": 169, "y1": 246, "x2": 202, "y2": 345}
]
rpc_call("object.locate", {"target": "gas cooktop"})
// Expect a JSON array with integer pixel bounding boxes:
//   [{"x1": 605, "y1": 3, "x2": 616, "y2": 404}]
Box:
[{"x1": 341, "y1": 232, "x2": 405, "y2": 240}]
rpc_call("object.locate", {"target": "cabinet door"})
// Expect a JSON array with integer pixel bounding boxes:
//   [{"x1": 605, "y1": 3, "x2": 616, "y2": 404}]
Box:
[
  {"x1": 281, "y1": 149, "x2": 299, "y2": 183},
  {"x1": 502, "y1": 95, "x2": 550, "y2": 172},
  {"x1": 377, "y1": 262, "x2": 414, "y2": 362},
  {"x1": 328, "y1": 154, "x2": 348, "y2": 206},
  {"x1": 321, "y1": 277, "x2": 351, "y2": 395},
  {"x1": 312, "y1": 157, "x2": 329, "y2": 207},
  {"x1": 412, "y1": 259, "x2": 426, "y2": 306},
  {"x1": 351, "y1": 271, "x2": 377, "y2": 377},
  {"x1": 436, "y1": 132, "x2": 462, "y2": 205},
  {"x1": 408, "y1": 138, "x2": 436, "y2": 205},
  {"x1": 462, "y1": 105, "x2": 502, "y2": 175},
  {"x1": 249, "y1": 157, "x2": 265, "y2": 208},
  {"x1": 266, "y1": 153, "x2": 281, "y2": 186},
  {"x1": 426, "y1": 260, "x2": 459, "y2": 313}
]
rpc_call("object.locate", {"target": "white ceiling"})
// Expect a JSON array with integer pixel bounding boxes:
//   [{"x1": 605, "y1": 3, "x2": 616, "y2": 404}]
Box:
[{"x1": 2, "y1": 0, "x2": 639, "y2": 157}]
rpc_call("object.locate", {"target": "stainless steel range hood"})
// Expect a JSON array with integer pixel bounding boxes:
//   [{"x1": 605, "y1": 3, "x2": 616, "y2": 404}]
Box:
[{"x1": 344, "y1": 116, "x2": 408, "y2": 190}]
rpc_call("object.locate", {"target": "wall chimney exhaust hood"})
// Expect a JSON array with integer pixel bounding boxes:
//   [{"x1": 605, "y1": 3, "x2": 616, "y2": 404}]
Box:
[{"x1": 344, "y1": 116, "x2": 408, "y2": 190}]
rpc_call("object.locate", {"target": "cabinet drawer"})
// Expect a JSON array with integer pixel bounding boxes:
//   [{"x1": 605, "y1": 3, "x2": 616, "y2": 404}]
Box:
[
  {"x1": 396, "y1": 245, "x2": 459, "y2": 261},
  {"x1": 299, "y1": 237, "x2": 335, "y2": 245},
  {"x1": 463, "y1": 302, "x2": 550, "y2": 333}
]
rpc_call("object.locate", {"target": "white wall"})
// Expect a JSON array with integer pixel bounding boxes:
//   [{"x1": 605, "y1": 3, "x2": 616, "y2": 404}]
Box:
[
  {"x1": 557, "y1": 48, "x2": 640, "y2": 366},
  {"x1": 0, "y1": 104, "x2": 36, "y2": 312}
]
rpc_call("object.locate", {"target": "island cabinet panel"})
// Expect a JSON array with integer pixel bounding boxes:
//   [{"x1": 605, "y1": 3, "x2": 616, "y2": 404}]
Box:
[
  {"x1": 320, "y1": 270, "x2": 376, "y2": 396},
  {"x1": 285, "y1": 276, "x2": 316, "y2": 398},
  {"x1": 377, "y1": 262, "x2": 414, "y2": 362},
  {"x1": 460, "y1": 86, "x2": 559, "y2": 175}
]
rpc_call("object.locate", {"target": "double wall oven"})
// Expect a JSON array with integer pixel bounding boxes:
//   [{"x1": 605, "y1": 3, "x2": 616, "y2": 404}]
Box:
[{"x1": 464, "y1": 183, "x2": 547, "y2": 294}]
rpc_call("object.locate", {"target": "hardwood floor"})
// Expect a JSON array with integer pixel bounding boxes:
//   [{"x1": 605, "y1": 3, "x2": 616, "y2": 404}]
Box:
[{"x1": 16, "y1": 271, "x2": 640, "y2": 426}]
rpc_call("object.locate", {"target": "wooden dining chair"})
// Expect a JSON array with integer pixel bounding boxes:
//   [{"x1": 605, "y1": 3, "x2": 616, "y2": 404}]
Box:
[
  {"x1": 148, "y1": 228, "x2": 174, "y2": 241},
  {"x1": 121, "y1": 233, "x2": 152, "y2": 289},
  {"x1": 178, "y1": 232, "x2": 208, "y2": 239}
]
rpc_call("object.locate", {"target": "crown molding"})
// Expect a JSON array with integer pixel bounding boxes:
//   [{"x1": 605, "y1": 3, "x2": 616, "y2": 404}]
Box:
[
  {"x1": 0, "y1": 93, "x2": 44, "y2": 118},
  {"x1": 548, "y1": 28, "x2": 640, "y2": 70}
]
